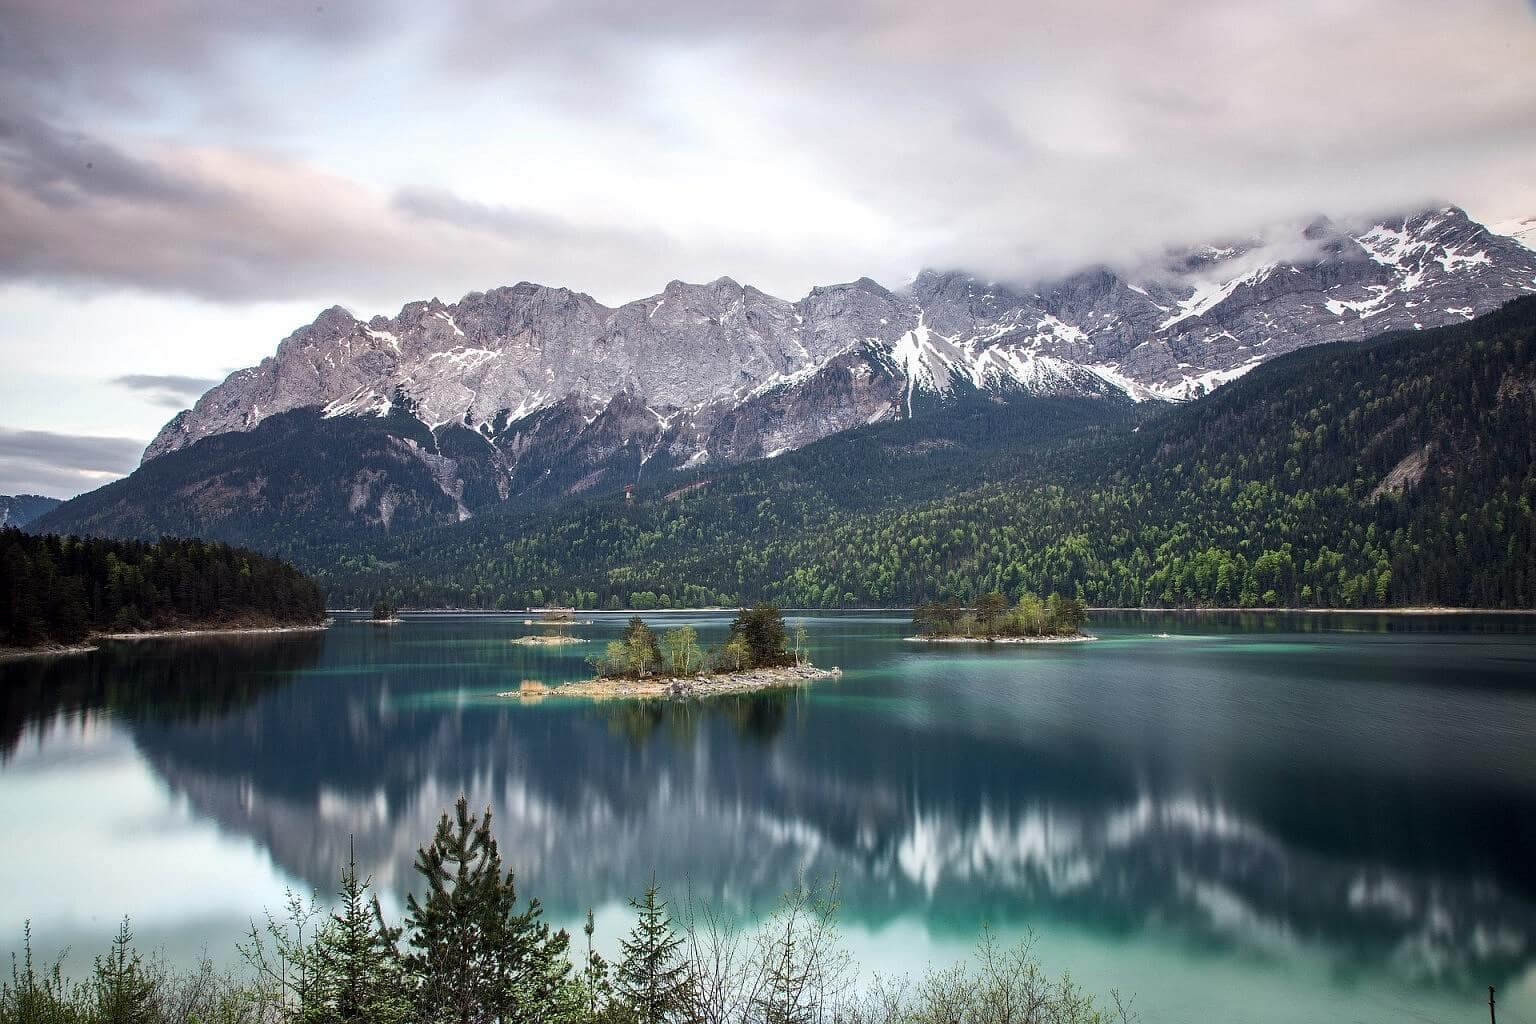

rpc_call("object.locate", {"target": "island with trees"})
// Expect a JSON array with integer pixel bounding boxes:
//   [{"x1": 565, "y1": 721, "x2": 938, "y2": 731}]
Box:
[
  {"x1": 506, "y1": 604, "x2": 838, "y2": 701},
  {"x1": 369, "y1": 600, "x2": 401, "y2": 624},
  {"x1": 910, "y1": 591, "x2": 1092, "y2": 643},
  {"x1": 0, "y1": 528, "x2": 327, "y2": 656},
  {"x1": 512, "y1": 606, "x2": 591, "y2": 646}
]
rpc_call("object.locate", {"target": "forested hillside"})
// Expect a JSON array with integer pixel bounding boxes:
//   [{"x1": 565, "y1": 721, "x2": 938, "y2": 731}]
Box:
[
  {"x1": 311, "y1": 298, "x2": 1536, "y2": 610},
  {"x1": 0, "y1": 495, "x2": 60, "y2": 530},
  {"x1": 0, "y1": 530, "x2": 327, "y2": 648}
]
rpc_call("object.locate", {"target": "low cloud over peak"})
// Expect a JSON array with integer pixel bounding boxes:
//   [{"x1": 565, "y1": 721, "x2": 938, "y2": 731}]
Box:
[
  {"x1": 0, "y1": 2, "x2": 1532, "y2": 308},
  {"x1": 112, "y1": 374, "x2": 221, "y2": 409}
]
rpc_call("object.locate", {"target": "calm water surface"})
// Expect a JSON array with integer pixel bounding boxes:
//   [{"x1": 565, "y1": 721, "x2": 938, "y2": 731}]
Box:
[{"x1": 3, "y1": 611, "x2": 1535, "y2": 1023}]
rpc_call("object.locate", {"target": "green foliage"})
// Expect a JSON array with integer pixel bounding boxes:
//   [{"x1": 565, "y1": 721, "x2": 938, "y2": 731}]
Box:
[
  {"x1": 753, "y1": 878, "x2": 852, "y2": 1024},
  {"x1": 660, "y1": 625, "x2": 703, "y2": 677},
  {"x1": 615, "y1": 881, "x2": 691, "y2": 1024},
  {"x1": 730, "y1": 604, "x2": 790, "y2": 668},
  {"x1": 578, "y1": 910, "x2": 614, "y2": 1023},
  {"x1": 621, "y1": 618, "x2": 663, "y2": 677},
  {"x1": 404, "y1": 797, "x2": 575, "y2": 1024},
  {"x1": 0, "y1": 529, "x2": 325, "y2": 648},
  {"x1": 914, "y1": 591, "x2": 1087, "y2": 638},
  {"x1": 304, "y1": 298, "x2": 1536, "y2": 611},
  {"x1": 309, "y1": 844, "x2": 408, "y2": 1024},
  {"x1": 92, "y1": 920, "x2": 155, "y2": 1024},
  {"x1": 0, "y1": 923, "x2": 84, "y2": 1024},
  {"x1": 370, "y1": 601, "x2": 397, "y2": 621}
]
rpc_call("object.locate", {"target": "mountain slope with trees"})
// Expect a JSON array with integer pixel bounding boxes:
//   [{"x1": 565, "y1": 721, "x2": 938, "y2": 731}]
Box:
[
  {"x1": 0, "y1": 494, "x2": 60, "y2": 530},
  {"x1": 35, "y1": 206, "x2": 1536, "y2": 551},
  {"x1": 309, "y1": 297, "x2": 1536, "y2": 610}
]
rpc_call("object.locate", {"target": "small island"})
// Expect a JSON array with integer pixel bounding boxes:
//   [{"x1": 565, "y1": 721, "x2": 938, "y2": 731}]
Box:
[
  {"x1": 368, "y1": 600, "x2": 402, "y2": 624},
  {"x1": 504, "y1": 604, "x2": 839, "y2": 701},
  {"x1": 510, "y1": 606, "x2": 590, "y2": 646},
  {"x1": 907, "y1": 591, "x2": 1093, "y2": 643}
]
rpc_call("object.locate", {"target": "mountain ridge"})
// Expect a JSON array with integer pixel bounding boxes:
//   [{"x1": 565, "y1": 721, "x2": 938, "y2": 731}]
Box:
[
  {"x1": 36, "y1": 204, "x2": 1536, "y2": 546},
  {"x1": 301, "y1": 295, "x2": 1536, "y2": 610},
  {"x1": 148, "y1": 204, "x2": 1536, "y2": 467}
]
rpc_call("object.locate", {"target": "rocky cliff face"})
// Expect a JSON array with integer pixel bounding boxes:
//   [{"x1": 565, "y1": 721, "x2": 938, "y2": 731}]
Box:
[
  {"x1": 150, "y1": 205, "x2": 1536, "y2": 464},
  {"x1": 51, "y1": 204, "x2": 1532, "y2": 541}
]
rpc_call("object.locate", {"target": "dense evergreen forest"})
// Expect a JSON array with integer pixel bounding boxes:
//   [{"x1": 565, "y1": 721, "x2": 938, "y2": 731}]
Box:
[
  {"x1": 309, "y1": 298, "x2": 1536, "y2": 610},
  {"x1": 0, "y1": 529, "x2": 326, "y2": 648},
  {"x1": 1, "y1": 797, "x2": 1129, "y2": 1024}
]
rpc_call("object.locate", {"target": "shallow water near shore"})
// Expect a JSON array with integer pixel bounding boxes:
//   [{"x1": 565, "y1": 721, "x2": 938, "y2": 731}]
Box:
[{"x1": 2, "y1": 610, "x2": 1535, "y2": 1023}]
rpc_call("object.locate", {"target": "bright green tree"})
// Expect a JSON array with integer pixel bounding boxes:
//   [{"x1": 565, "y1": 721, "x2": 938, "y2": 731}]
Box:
[{"x1": 660, "y1": 625, "x2": 702, "y2": 676}]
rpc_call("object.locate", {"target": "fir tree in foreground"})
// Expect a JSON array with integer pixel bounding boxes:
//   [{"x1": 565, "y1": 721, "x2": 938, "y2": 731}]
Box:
[
  {"x1": 92, "y1": 919, "x2": 155, "y2": 1024},
  {"x1": 405, "y1": 797, "x2": 574, "y2": 1024},
  {"x1": 615, "y1": 879, "x2": 692, "y2": 1024}
]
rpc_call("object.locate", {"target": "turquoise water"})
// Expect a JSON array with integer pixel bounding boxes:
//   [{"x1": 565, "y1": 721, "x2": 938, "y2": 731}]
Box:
[{"x1": 2, "y1": 611, "x2": 1535, "y2": 1022}]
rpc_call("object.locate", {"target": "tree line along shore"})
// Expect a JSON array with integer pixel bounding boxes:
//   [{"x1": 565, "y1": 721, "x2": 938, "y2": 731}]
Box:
[
  {"x1": 0, "y1": 529, "x2": 326, "y2": 652},
  {"x1": 1, "y1": 796, "x2": 1131, "y2": 1024}
]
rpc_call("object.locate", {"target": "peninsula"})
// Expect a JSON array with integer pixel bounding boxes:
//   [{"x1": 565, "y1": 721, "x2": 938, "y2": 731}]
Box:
[{"x1": 0, "y1": 528, "x2": 327, "y2": 656}]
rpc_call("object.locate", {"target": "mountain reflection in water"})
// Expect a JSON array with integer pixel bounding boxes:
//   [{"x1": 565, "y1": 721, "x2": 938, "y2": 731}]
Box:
[{"x1": 3, "y1": 612, "x2": 1535, "y2": 1012}]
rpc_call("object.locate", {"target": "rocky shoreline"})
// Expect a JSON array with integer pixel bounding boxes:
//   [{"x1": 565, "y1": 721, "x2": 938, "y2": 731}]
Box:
[
  {"x1": 0, "y1": 642, "x2": 99, "y2": 661},
  {"x1": 502, "y1": 664, "x2": 841, "y2": 702},
  {"x1": 905, "y1": 634, "x2": 1095, "y2": 644},
  {"x1": 96, "y1": 622, "x2": 331, "y2": 641}
]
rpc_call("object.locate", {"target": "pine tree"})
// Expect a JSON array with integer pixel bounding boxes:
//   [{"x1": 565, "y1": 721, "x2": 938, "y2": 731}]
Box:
[
  {"x1": 580, "y1": 908, "x2": 613, "y2": 1022},
  {"x1": 404, "y1": 797, "x2": 574, "y2": 1024},
  {"x1": 730, "y1": 604, "x2": 789, "y2": 667},
  {"x1": 91, "y1": 918, "x2": 156, "y2": 1024},
  {"x1": 311, "y1": 840, "x2": 407, "y2": 1024},
  {"x1": 615, "y1": 879, "x2": 692, "y2": 1024}
]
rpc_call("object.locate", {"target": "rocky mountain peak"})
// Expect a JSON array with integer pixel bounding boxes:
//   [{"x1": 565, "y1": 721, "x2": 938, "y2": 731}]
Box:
[{"x1": 141, "y1": 204, "x2": 1536, "y2": 476}]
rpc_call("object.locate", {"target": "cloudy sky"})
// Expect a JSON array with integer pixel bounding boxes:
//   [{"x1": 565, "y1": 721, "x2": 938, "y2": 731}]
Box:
[{"x1": 3, "y1": 0, "x2": 1536, "y2": 497}]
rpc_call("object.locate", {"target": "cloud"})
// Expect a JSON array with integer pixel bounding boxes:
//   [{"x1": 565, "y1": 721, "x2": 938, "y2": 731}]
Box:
[
  {"x1": 0, "y1": 427, "x2": 145, "y2": 499},
  {"x1": 112, "y1": 374, "x2": 221, "y2": 409},
  {"x1": 0, "y1": 0, "x2": 1533, "y2": 309},
  {"x1": 0, "y1": 0, "x2": 393, "y2": 114}
]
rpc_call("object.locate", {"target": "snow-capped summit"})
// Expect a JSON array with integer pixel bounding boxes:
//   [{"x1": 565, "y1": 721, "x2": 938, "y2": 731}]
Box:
[{"x1": 139, "y1": 204, "x2": 1536, "y2": 506}]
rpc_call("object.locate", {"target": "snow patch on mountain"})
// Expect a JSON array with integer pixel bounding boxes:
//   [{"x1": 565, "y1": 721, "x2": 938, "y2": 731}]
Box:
[
  {"x1": 143, "y1": 204, "x2": 1536, "y2": 483},
  {"x1": 1491, "y1": 216, "x2": 1536, "y2": 253}
]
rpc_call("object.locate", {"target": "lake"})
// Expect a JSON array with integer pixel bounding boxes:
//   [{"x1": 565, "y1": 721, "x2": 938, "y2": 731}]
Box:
[{"x1": 3, "y1": 611, "x2": 1534, "y2": 1022}]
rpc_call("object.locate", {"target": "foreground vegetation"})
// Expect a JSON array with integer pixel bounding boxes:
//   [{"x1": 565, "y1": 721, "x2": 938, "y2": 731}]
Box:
[
  {"x1": 314, "y1": 298, "x2": 1536, "y2": 610},
  {"x1": 2, "y1": 800, "x2": 1130, "y2": 1024},
  {"x1": 913, "y1": 592, "x2": 1088, "y2": 639},
  {"x1": 0, "y1": 530, "x2": 326, "y2": 649}
]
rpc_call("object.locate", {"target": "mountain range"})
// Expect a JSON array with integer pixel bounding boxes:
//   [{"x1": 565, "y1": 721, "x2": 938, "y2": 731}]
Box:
[
  {"x1": 301, "y1": 295, "x2": 1536, "y2": 610},
  {"x1": 37, "y1": 204, "x2": 1536, "y2": 548}
]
